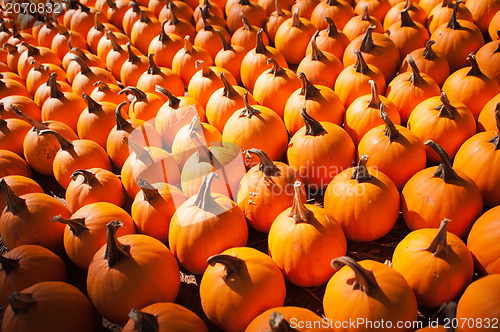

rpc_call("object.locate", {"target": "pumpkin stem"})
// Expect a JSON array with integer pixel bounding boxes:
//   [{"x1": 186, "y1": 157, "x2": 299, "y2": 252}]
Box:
[
  {"x1": 488, "y1": 103, "x2": 500, "y2": 150},
  {"x1": 298, "y1": 72, "x2": 320, "y2": 99},
  {"x1": 155, "y1": 85, "x2": 181, "y2": 108},
  {"x1": 183, "y1": 35, "x2": 194, "y2": 54},
  {"x1": 20, "y1": 41, "x2": 40, "y2": 57},
  {"x1": 289, "y1": 181, "x2": 311, "y2": 224},
  {"x1": 2, "y1": 43, "x2": 17, "y2": 54},
  {"x1": 220, "y1": 72, "x2": 238, "y2": 98},
  {"x1": 137, "y1": 177, "x2": 160, "y2": 202},
  {"x1": 167, "y1": 2, "x2": 179, "y2": 25},
  {"x1": 82, "y1": 92, "x2": 103, "y2": 115},
  {"x1": 0, "y1": 179, "x2": 27, "y2": 214},
  {"x1": 406, "y1": 54, "x2": 425, "y2": 85},
  {"x1": 126, "y1": 42, "x2": 141, "y2": 63},
  {"x1": 93, "y1": 80, "x2": 110, "y2": 92},
  {"x1": 310, "y1": 30, "x2": 325, "y2": 61},
  {"x1": 216, "y1": 28, "x2": 232, "y2": 51},
  {"x1": 267, "y1": 57, "x2": 287, "y2": 77},
  {"x1": 425, "y1": 140, "x2": 460, "y2": 182},
  {"x1": 70, "y1": 169, "x2": 100, "y2": 186},
  {"x1": 380, "y1": 104, "x2": 400, "y2": 142},
  {"x1": 0, "y1": 118, "x2": 7, "y2": 131},
  {"x1": 331, "y1": 256, "x2": 379, "y2": 294},
  {"x1": 94, "y1": 11, "x2": 105, "y2": 31},
  {"x1": 139, "y1": 9, "x2": 152, "y2": 24},
  {"x1": 354, "y1": 50, "x2": 370, "y2": 74},
  {"x1": 269, "y1": 311, "x2": 299, "y2": 332},
  {"x1": 8, "y1": 292, "x2": 36, "y2": 314},
  {"x1": 207, "y1": 254, "x2": 245, "y2": 281},
  {"x1": 255, "y1": 28, "x2": 267, "y2": 54},
  {"x1": 76, "y1": 1, "x2": 91, "y2": 13},
  {"x1": 325, "y1": 17, "x2": 339, "y2": 37},
  {"x1": 245, "y1": 148, "x2": 281, "y2": 178},
  {"x1": 274, "y1": 0, "x2": 285, "y2": 16},
  {"x1": 465, "y1": 53, "x2": 483, "y2": 77},
  {"x1": 426, "y1": 218, "x2": 450, "y2": 257},
  {"x1": 360, "y1": 5, "x2": 371, "y2": 21},
  {"x1": 240, "y1": 13, "x2": 253, "y2": 32},
  {"x1": 359, "y1": 25, "x2": 376, "y2": 53},
  {"x1": 0, "y1": 254, "x2": 20, "y2": 274},
  {"x1": 114, "y1": 101, "x2": 131, "y2": 131},
  {"x1": 441, "y1": 0, "x2": 453, "y2": 8},
  {"x1": 300, "y1": 108, "x2": 327, "y2": 136},
  {"x1": 188, "y1": 114, "x2": 203, "y2": 134},
  {"x1": 239, "y1": 92, "x2": 261, "y2": 118},
  {"x1": 106, "y1": 29, "x2": 122, "y2": 52},
  {"x1": 130, "y1": 0, "x2": 141, "y2": 14},
  {"x1": 11, "y1": 105, "x2": 48, "y2": 134},
  {"x1": 196, "y1": 59, "x2": 213, "y2": 77},
  {"x1": 200, "y1": 5, "x2": 214, "y2": 31},
  {"x1": 120, "y1": 86, "x2": 148, "y2": 102},
  {"x1": 128, "y1": 308, "x2": 160, "y2": 332},
  {"x1": 446, "y1": 0, "x2": 463, "y2": 30},
  {"x1": 434, "y1": 92, "x2": 455, "y2": 119},
  {"x1": 400, "y1": 8, "x2": 417, "y2": 28},
  {"x1": 105, "y1": 0, "x2": 117, "y2": 9},
  {"x1": 158, "y1": 19, "x2": 170, "y2": 43},
  {"x1": 70, "y1": 55, "x2": 93, "y2": 76},
  {"x1": 10, "y1": 20, "x2": 21, "y2": 39},
  {"x1": 350, "y1": 155, "x2": 372, "y2": 183},
  {"x1": 189, "y1": 130, "x2": 212, "y2": 162},
  {"x1": 104, "y1": 220, "x2": 132, "y2": 268},
  {"x1": 52, "y1": 215, "x2": 88, "y2": 236},
  {"x1": 422, "y1": 40, "x2": 437, "y2": 60},
  {"x1": 291, "y1": 7, "x2": 301, "y2": 27},
  {"x1": 367, "y1": 79, "x2": 380, "y2": 108},
  {"x1": 194, "y1": 172, "x2": 219, "y2": 210},
  {"x1": 69, "y1": 47, "x2": 90, "y2": 61},
  {"x1": 38, "y1": 129, "x2": 73, "y2": 151},
  {"x1": 147, "y1": 54, "x2": 162, "y2": 75},
  {"x1": 48, "y1": 72, "x2": 64, "y2": 99},
  {"x1": 122, "y1": 136, "x2": 155, "y2": 166}
]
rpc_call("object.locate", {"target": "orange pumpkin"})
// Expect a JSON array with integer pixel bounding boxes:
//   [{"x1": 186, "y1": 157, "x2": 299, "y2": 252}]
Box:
[
  {"x1": 305, "y1": 17, "x2": 350, "y2": 61},
  {"x1": 0, "y1": 175, "x2": 43, "y2": 214},
  {"x1": 148, "y1": 19, "x2": 184, "y2": 69},
  {"x1": 195, "y1": 11, "x2": 230, "y2": 60},
  {"x1": 0, "y1": 117, "x2": 31, "y2": 157},
  {"x1": 166, "y1": 2, "x2": 196, "y2": 38},
  {"x1": 402, "y1": 140, "x2": 483, "y2": 238},
  {"x1": 226, "y1": 0, "x2": 267, "y2": 34},
  {"x1": 120, "y1": 42, "x2": 149, "y2": 87},
  {"x1": 120, "y1": 86, "x2": 164, "y2": 122},
  {"x1": 200, "y1": 247, "x2": 286, "y2": 332},
  {"x1": 171, "y1": 35, "x2": 214, "y2": 87},
  {"x1": 130, "y1": 10, "x2": 162, "y2": 55},
  {"x1": 231, "y1": 14, "x2": 269, "y2": 52},
  {"x1": 86, "y1": 220, "x2": 181, "y2": 325},
  {"x1": 0, "y1": 149, "x2": 32, "y2": 178},
  {"x1": 476, "y1": 36, "x2": 500, "y2": 86},
  {"x1": 136, "y1": 54, "x2": 185, "y2": 98},
  {"x1": 70, "y1": 55, "x2": 118, "y2": 97},
  {"x1": 214, "y1": 29, "x2": 247, "y2": 85},
  {"x1": 245, "y1": 307, "x2": 331, "y2": 331},
  {"x1": 467, "y1": 206, "x2": 500, "y2": 275},
  {"x1": 427, "y1": 0, "x2": 474, "y2": 34},
  {"x1": 264, "y1": 0, "x2": 292, "y2": 45},
  {"x1": 310, "y1": 0, "x2": 354, "y2": 31},
  {"x1": 343, "y1": 5, "x2": 384, "y2": 41},
  {"x1": 393, "y1": 218, "x2": 474, "y2": 307},
  {"x1": 87, "y1": 11, "x2": 120, "y2": 54},
  {"x1": 383, "y1": 0, "x2": 427, "y2": 30}
]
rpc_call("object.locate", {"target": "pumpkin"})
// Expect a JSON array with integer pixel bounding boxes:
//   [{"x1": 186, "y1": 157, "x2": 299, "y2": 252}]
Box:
[
  {"x1": 442, "y1": 52, "x2": 500, "y2": 120},
  {"x1": 205, "y1": 73, "x2": 255, "y2": 132},
  {"x1": 427, "y1": 0, "x2": 474, "y2": 34},
  {"x1": 245, "y1": 307, "x2": 331, "y2": 331},
  {"x1": 222, "y1": 92, "x2": 288, "y2": 166},
  {"x1": 17, "y1": 42, "x2": 61, "y2": 80},
  {"x1": 122, "y1": 303, "x2": 208, "y2": 332},
  {"x1": 69, "y1": 2, "x2": 99, "y2": 39},
  {"x1": 120, "y1": 42, "x2": 149, "y2": 87},
  {"x1": 296, "y1": 31, "x2": 343, "y2": 90},
  {"x1": 343, "y1": 5, "x2": 384, "y2": 41},
  {"x1": 2, "y1": 281, "x2": 96, "y2": 332},
  {"x1": 90, "y1": 81, "x2": 129, "y2": 107},
  {"x1": 343, "y1": 24, "x2": 401, "y2": 84},
  {"x1": 131, "y1": 178, "x2": 186, "y2": 243},
  {"x1": 195, "y1": 11, "x2": 230, "y2": 60},
  {"x1": 383, "y1": 0, "x2": 428, "y2": 30},
  {"x1": 0, "y1": 245, "x2": 67, "y2": 306},
  {"x1": 335, "y1": 50, "x2": 386, "y2": 108},
  {"x1": 463, "y1": 0, "x2": 500, "y2": 34},
  {"x1": 478, "y1": 93, "x2": 500, "y2": 132},
  {"x1": 0, "y1": 76, "x2": 30, "y2": 100},
  {"x1": 122, "y1": 2, "x2": 154, "y2": 37},
  {"x1": 104, "y1": 0, "x2": 131, "y2": 30},
  {"x1": 401, "y1": 140, "x2": 483, "y2": 238},
  {"x1": 87, "y1": 11, "x2": 120, "y2": 54},
  {"x1": 0, "y1": 180, "x2": 69, "y2": 253},
  {"x1": 344, "y1": 79, "x2": 400, "y2": 145},
  {"x1": 310, "y1": 0, "x2": 354, "y2": 31},
  {"x1": 169, "y1": 173, "x2": 248, "y2": 274},
  {"x1": 268, "y1": 181, "x2": 346, "y2": 287},
  {"x1": 456, "y1": 274, "x2": 500, "y2": 331},
  {"x1": 393, "y1": 218, "x2": 474, "y2": 307},
  {"x1": 354, "y1": 0, "x2": 392, "y2": 22},
  {"x1": 323, "y1": 257, "x2": 418, "y2": 331},
  {"x1": 130, "y1": 10, "x2": 162, "y2": 55},
  {"x1": 237, "y1": 148, "x2": 305, "y2": 233},
  {"x1": 489, "y1": 9, "x2": 500, "y2": 41},
  {"x1": 264, "y1": 0, "x2": 292, "y2": 45},
  {"x1": 65, "y1": 168, "x2": 125, "y2": 214},
  {"x1": 290, "y1": 0, "x2": 320, "y2": 20},
  {"x1": 231, "y1": 14, "x2": 269, "y2": 52},
  {"x1": 36, "y1": 15, "x2": 59, "y2": 48},
  {"x1": 274, "y1": 8, "x2": 316, "y2": 65},
  {"x1": 453, "y1": 104, "x2": 500, "y2": 208},
  {"x1": 38, "y1": 129, "x2": 112, "y2": 189},
  {"x1": 253, "y1": 57, "x2": 301, "y2": 118},
  {"x1": 148, "y1": 19, "x2": 184, "y2": 69},
  {"x1": 0, "y1": 117, "x2": 31, "y2": 157},
  {"x1": 53, "y1": 202, "x2": 135, "y2": 270},
  {"x1": 172, "y1": 35, "x2": 214, "y2": 87},
  {"x1": 467, "y1": 206, "x2": 500, "y2": 275},
  {"x1": 407, "y1": 92, "x2": 476, "y2": 163},
  {"x1": 305, "y1": 17, "x2": 350, "y2": 61},
  {"x1": 136, "y1": 54, "x2": 185, "y2": 98},
  {"x1": 0, "y1": 149, "x2": 31, "y2": 178},
  {"x1": 106, "y1": 102, "x2": 164, "y2": 169},
  {"x1": 50, "y1": 27, "x2": 88, "y2": 61},
  {"x1": 240, "y1": 28, "x2": 288, "y2": 92},
  {"x1": 104, "y1": 29, "x2": 141, "y2": 80},
  {"x1": 357, "y1": 105, "x2": 426, "y2": 190},
  {"x1": 284, "y1": 72, "x2": 345, "y2": 135},
  {"x1": 259, "y1": 0, "x2": 294, "y2": 16},
  {"x1": 98, "y1": 28, "x2": 131, "y2": 65},
  {"x1": 214, "y1": 29, "x2": 247, "y2": 85},
  {"x1": 0, "y1": 175, "x2": 43, "y2": 214},
  {"x1": 25, "y1": 62, "x2": 67, "y2": 96},
  {"x1": 324, "y1": 155, "x2": 400, "y2": 242},
  {"x1": 159, "y1": 0, "x2": 195, "y2": 22},
  {"x1": 119, "y1": 86, "x2": 164, "y2": 122},
  {"x1": 226, "y1": 0, "x2": 267, "y2": 34},
  {"x1": 475, "y1": 35, "x2": 500, "y2": 86},
  {"x1": 430, "y1": 0, "x2": 484, "y2": 72},
  {"x1": 200, "y1": 247, "x2": 286, "y2": 332},
  {"x1": 70, "y1": 55, "x2": 118, "y2": 97},
  {"x1": 0, "y1": 95, "x2": 41, "y2": 122},
  {"x1": 63, "y1": 47, "x2": 106, "y2": 85},
  {"x1": 165, "y1": 2, "x2": 196, "y2": 39},
  {"x1": 87, "y1": 220, "x2": 180, "y2": 325}
]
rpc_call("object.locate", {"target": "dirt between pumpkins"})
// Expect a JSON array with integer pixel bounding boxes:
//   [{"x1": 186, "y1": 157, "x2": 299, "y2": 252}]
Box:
[{"x1": 0, "y1": 170, "x2": 470, "y2": 331}]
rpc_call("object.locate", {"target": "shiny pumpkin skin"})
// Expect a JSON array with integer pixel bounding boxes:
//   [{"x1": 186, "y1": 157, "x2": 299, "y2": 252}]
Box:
[
  {"x1": 87, "y1": 233, "x2": 181, "y2": 326},
  {"x1": 467, "y1": 206, "x2": 500, "y2": 275},
  {"x1": 323, "y1": 259, "x2": 418, "y2": 332},
  {"x1": 2, "y1": 281, "x2": 97, "y2": 332},
  {"x1": 200, "y1": 247, "x2": 286, "y2": 332},
  {"x1": 392, "y1": 225, "x2": 474, "y2": 308}
]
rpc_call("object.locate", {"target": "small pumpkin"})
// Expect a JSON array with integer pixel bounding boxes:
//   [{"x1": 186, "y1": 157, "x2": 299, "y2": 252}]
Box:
[
  {"x1": 343, "y1": 5, "x2": 384, "y2": 41},
  {"x1": 427, "y1": 0, "x2": 474, "y2": 34},
  {"x1": 171, "y1": 35, "x2": 214, "y2": 88},
  {"x1": 383, "y1": 0, "x2": 427, "y2": 30},
  {"x1": 0, "y1": 175, "x2": 43, "y2": 214},
  {"x1": 130, "y1": 10, "x2": 162, "y2": 55},
  {"x1": 119, "y1": 86, "x2": 164, "y2": 122},
  {"x1": 148, "y1": 19, "x2": 184, "y2": 69},
  {"x1": 0, "y1": 149, "x2": 32, "y2": 179},
  {"x1": 264, "y1": 0, "x2": 292, "y2": 45},
  {"x1": 310, "y1": 0, "x2": 354, "y2": 31},
  {"x1": 475, "y1": 34, "x2": 500, "y2": 86},
  {"x1": 214, "y1": 29, "x2": 247, "y2": 85},
  {"x1": 0, "y1": 117, "x2": 32, "y2": 157},
  {"x1": 385, "y1": 8, "x2": 430, "y2": 59},
  {"x1": 305, "y1": 17, "x2": 350, "y2": 61},
  {"x1": 245, "y1": 307, "x2": 331, "y2": 332},
  {"x1": 120, "y1": 42, "x2": 149, "y2": 87},
  {"x1": 231, "y1": 14, "x2": 269, "y2": 52},
  {"x1": 136, "y1": 54, "x2": 185, "y2": 98}
]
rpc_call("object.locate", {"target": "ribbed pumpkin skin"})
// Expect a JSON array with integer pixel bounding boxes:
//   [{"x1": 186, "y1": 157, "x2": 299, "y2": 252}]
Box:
[{"x1": 467, "y1": 206, "x2": 500, "y2": 275}]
